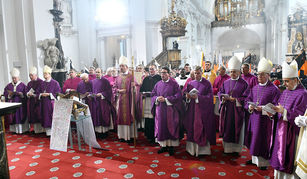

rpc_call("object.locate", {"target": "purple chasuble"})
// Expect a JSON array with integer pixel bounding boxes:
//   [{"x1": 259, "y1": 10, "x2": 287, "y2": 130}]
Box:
[
  {"x1": 92, "y1": 77, "x2": 116, "y2": 127},
  {"x1": 4, "y1": 82, "x2": 27, "y2": 124},
  {"x1": 244, "y1": 81, "x2": 280, "y2": 159},
  {"x1": 218, "y1": 78, "x2": 250, "y2": 143},
  {"x1": 26, "y1": 78, "x2": 44, "y2": 124},
  {"x1": 184, "y1": 78, "x2": 216, "y2": 146},
  {"x1": 242, "y1": 73, "x2": 258, "y2": 89},
  {"x1": 270, "y1": 84, "x2": 307, "y2": 174},
  {"x1": 213, "y1": 74, "x2": 230, "y2": 95},
  {"x1": 39, "y1": 79, "x2": 61, "y2": 128},
  {"x1": 77, "y1": 80, "x2": 97, "y2": 125},
  {"x1": 151, "y1": 79, "x2": 183, "y2": 141}
]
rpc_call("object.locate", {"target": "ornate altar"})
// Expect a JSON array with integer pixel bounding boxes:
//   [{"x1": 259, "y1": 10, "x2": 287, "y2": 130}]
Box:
[{"x1": 148, "y1": 0, "x2": 187, "y2": 69}]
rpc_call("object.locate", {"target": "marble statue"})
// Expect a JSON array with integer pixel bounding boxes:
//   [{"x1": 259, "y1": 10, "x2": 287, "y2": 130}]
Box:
[{"x1": 37, "y1": 38, "x2": 60, "y2": 70}]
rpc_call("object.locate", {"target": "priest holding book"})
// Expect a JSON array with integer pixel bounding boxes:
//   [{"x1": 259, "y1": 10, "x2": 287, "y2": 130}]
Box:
[
  {"x1": 184, "y1": 66, "x2": 216, "y2": 156},
  {"x1": 244, "y1": 57, "x2": 281, "y2": 170},
  {"x1": 270, "y1": 60, "x2": 307, "y2": 178},
  {"x1": 3, "y1": 68, "x2": 28, "y2": 133},
  {"x1": 218, "y1": 56, "x2": 250, "y2": 155}
]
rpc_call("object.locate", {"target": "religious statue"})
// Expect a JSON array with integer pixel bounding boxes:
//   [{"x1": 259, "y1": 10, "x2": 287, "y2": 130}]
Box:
[
  {"x1": 173, "y1": 40, "x2": 179, "y2": 50},
  {"x1": 37, "y1": 38, "x2": 60, "y2": 70},
  {"x1": 294, "y1": 32, "x2": 304, "y2": 54},
  {"x1": 93, "y1": 58, "x2": 99, "y2": 69},
  {"x1": 46, "y1": 38, "x2": 60, "y2": 69}
]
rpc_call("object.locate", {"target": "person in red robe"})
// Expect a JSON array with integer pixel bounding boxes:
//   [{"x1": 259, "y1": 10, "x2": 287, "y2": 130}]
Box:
[
  {"x1": 89, "y1": 66, "x2": 96, "y2": 81},
  {"x1": 62, "y1": 68, "x2": 81, "y2": 93}
]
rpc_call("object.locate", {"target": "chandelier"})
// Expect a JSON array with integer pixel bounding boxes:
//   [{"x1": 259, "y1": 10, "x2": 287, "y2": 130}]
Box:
[
  {"x1": 228, "y1": 8, "x2": 248, "y2": 29},
  {"x1": 227, "y1": 1, "x2": 249, "y2": 29},
  {"x1": 214, "y1": 0, "x2": 265, "y2": 29}
]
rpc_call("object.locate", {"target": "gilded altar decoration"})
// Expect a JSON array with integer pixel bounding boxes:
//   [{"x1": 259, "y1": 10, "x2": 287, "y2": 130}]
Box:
[
  {"x1": 213, "y1": 0, "x2": 265, "y2": 28},
  {"x1": 160, "y1": 0, "x2": 187, "y2": 38}
]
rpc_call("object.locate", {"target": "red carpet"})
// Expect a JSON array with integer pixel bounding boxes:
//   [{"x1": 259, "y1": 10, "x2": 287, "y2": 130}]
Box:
[{"x1": 6, "y1": 132, "x2": 274, "y2": 178}]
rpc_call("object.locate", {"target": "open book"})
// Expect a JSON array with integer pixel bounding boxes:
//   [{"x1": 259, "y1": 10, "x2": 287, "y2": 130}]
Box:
[
  {"x1": 262, "y1": 103, "x2": 276, "y2": 115},
  {"x1": 220, "y1": 94, "x2": 230, "y2": 98},
  {"x1": 248, "y1": 101, "x2": 257, "y2": 108},
  {"x1": 189, "y1": 88, "x2": 199, "y2": 95},
  {"x1": 29, "y1": 88, "x2": 35, "y2": 94}
]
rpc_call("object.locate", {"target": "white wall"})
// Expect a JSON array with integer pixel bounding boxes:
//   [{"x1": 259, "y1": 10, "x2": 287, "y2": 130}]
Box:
[
  {"x1": 0, "y1": 0, "x2": 44, "y2": 89},
  {"x1": 32, "y1": 0, "x2": 54, "y2": 75}
]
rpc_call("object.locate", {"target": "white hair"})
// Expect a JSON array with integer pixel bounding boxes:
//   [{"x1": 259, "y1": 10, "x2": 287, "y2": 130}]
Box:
[
  {"x1": 106, "y1": 67, "x2": 113, "y2": 73},
  {"x1": 80, "y1": 73, "x2": 89, "y2": 79}
]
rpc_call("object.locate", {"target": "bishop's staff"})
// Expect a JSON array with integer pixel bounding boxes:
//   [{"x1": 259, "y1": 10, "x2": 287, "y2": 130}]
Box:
[{"x1": 131, "y1": 56, "x2": 137, "y2": 147}]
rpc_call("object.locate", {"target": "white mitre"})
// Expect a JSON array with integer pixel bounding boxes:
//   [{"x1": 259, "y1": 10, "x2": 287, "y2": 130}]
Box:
[
  {"x1": 29, "y1": 67, "x2": 37, "y2": 75},
  {"x1": 282, "y1": 60, "x2": 298, "y2": 78},
  {"x1": 43, "y1": 65, "x2": 52, "y2": 74},
  {"x1": 119, "y1": 56, "x2": 128, "y2": 66},
  {"x1": 10, "y1": 68, "x2": 20, "y2": 77},
  {"x1": 258, "y1": 57, "x2": 273, "y2": 73},
  {"x1": 228, "y1": 56, "x2": 241, "y2": 71}
]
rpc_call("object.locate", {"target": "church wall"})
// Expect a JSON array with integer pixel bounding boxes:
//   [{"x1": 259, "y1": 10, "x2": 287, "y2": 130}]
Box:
[
  {"x1": 265, "y1": 0, "x2": 289, "y2": 65},
  {"x1": 32, "y1": 0, "x2": 54, "y2": 77},
  {"x1": 0, "y1": 0, "x2": 41, "y2": 89},
  {"x1": 129, "y1": 0, "x2": 147, "y2": 66},
  {"x1": 211, "y1": 24, "x2": 265, "y2": 63},
  {"x1": 60, "y1": 0, "x2": 81, "y2": 71},
  {"x1": 175, "y1": 0, "x2": 213, "y2": 67},
  {"x1": 145, "y1": 0, "x2": 165, "y2": 65},
  {"x1": 75, "y1": 0, "x2": 97, "y2": 70}
]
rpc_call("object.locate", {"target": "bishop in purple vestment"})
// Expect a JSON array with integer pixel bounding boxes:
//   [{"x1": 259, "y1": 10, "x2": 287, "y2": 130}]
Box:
[
  {"x1": 244, "y1": 58, "x2": 281, "y2": 169},
  {"x1": 38, "y1": 66, "x2": 61, "y2": 136},
  {"x1": 151, "y1": 66, "x2": 183, "y2": 156},
  {"x1": 241, "y1": 63, "x2": 258, "y2": 89},
  {"x1": 26, "y1": 67, "x2": 44, "y2": 133},
  {"x1": 114, "y1": 56, "x2": 138, "y2": 142},
  {"x1": 218, "y1": 56, "x2": 250, "y2": 155},
  {"x1": 270, "y1": 61, "x2": 307, "y2": 177},
  {"x1": 4, "y1": 68, "x2": 28, "y2": 133},
  {"x1": 184, "y1": 66, "x2": 216, "y2": 156}
]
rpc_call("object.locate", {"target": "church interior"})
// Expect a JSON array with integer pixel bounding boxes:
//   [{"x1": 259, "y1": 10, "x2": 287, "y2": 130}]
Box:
[{"x1": 0, "y1": 0, "x2": 307, "y2": 178}]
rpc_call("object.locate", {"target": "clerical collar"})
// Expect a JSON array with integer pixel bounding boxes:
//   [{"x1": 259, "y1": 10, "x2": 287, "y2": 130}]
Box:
[
  {"x1": 197, "y1": 78, "x2": 203, "y2": 82},
  {"x1": 45, "y1": 78, "x2": 51, "y2": 82},
  {"x1": 122, "y1": 71, "x2": 129, "y2": 75},
  {"x1": 231, "y1": 76, "x2": 239, "y2": 81},
  {"x1": 291, "y1": 84, "x2": 298, "y2": 91},
  {"x1": 259, "y1": 80, "x2": 268, "y2": 86},
  {"x1": 162, "y1": 78, "x2": 170, "y2": 83},
  {"x1": 12, "y1": 81, "x2": 21, "y2": 86}
]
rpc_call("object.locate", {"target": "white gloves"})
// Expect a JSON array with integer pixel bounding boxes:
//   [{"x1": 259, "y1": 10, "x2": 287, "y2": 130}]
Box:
[{"x1": 295, "y1": 115, "x2": 307, "y2": 127}]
